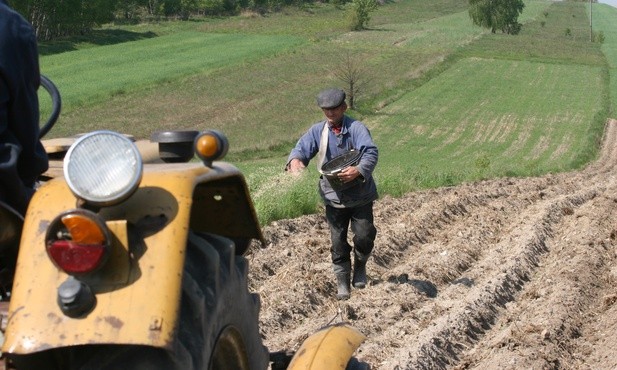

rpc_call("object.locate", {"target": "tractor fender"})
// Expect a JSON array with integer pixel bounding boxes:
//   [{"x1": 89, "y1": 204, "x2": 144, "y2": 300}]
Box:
[
  {"x1": 287, "y1": 323, "x2": 366, "y2": 370},
  {"x1": 2, "y1": 162, "x2": 263, "y2": 355}
]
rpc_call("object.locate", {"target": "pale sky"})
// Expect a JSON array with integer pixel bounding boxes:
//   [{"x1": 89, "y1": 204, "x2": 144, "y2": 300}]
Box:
[{"x1": 598, "y1": 0, "x2": 617, "y2": 8}]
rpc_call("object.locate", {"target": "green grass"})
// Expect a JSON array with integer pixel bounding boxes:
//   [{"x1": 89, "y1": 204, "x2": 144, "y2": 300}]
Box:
[
  {"x1": 243, "y1": 1, "x2": 611, "y2": 224},
  {"x1": 372, "y1": 58, "x2": 605, "y2": 195},
  {"x1": 36, "y1": 0, "x2": 615, "y2": 225},
  {"x1": 593, "y1": 3, "x2": 617, "y2": 117},
  {"x1": 197, "y1": 4, "x2": 350, "y2": 38},
  {"x1": 41, "y1": 2, "x2": 481, "y2": 145},
  {"x1": 40, "y1": 32, "x2": 304, "y2": 112},
  {"x1": 459, "y1": 1, "x2": 605, "y2": 66}
]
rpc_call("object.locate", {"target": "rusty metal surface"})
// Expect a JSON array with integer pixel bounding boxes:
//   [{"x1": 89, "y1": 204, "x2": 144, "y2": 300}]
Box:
[
  {"x1": 2, "y1": 170, "x2": 192, "y2": 353},
  {"x1": 2, "y1": 162, "x2": 262, "y2": 355}
]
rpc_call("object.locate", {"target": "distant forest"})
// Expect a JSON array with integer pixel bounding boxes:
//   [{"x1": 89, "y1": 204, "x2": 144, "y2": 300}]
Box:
[
  {"x1": 12, "y1": 0, "x2": 318, "y2": 40},
  {"x1": 12, "y1": 0, "x2": 596, "y2": 41}
]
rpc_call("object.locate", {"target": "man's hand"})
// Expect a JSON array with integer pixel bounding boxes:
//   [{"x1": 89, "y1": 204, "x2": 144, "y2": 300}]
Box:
[
  {"x1": 338, "y1": 166, "x2": 361, "y2": 183},
  {"x1": 287, "y1": 158, "x2": 306, "y2": 174}
]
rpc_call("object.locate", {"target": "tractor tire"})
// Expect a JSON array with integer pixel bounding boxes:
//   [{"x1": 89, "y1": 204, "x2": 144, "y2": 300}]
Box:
[{"x1": 6, "y1": 231, "x2": 269, "y2": 370}]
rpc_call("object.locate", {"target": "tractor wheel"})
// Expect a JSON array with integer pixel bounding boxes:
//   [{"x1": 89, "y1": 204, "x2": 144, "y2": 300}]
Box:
[
  {"x1": 173, "y1": 231, "x2": 270, "y2": 369},
  {"x1": 6, "y1": 231, "x2": 269, "y2": 370}
]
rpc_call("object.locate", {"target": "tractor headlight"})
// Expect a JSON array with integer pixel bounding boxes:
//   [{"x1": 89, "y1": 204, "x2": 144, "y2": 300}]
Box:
[{"x1": 64, "y1": 131, "x2": 143, "y2": 206}]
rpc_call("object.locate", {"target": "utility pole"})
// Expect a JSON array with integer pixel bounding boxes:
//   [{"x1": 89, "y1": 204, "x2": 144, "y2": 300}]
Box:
[{"x1": 590, "y1": 0, "x2": 593, "y2": 42}]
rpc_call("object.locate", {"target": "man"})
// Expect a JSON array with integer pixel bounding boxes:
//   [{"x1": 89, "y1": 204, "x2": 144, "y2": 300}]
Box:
[
  {"x1": 286, "y1": 88, "x2": 378, "y2": 300},
  {"x1": 0, "y1": 0, "x2": 49, "y2": 216}
]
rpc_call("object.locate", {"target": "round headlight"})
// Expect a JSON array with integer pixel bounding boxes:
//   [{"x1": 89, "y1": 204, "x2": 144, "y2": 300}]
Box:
[{"x1": 64, "y1": 131, "x2": 143, "y2": 206}]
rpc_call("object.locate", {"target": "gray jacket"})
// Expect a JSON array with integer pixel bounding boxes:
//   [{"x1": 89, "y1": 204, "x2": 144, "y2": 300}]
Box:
[{"x1": 287, "y1": 115, "x2": 378, "y2": 208}]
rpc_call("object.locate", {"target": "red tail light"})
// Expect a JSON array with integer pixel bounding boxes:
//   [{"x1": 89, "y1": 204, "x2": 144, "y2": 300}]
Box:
[{"x1": 46, "y1": 211, "x2": 110, "y2": 275}]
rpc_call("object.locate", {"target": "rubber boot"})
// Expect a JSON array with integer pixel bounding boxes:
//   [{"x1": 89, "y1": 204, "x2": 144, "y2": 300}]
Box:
[
  {"x1": 333, "y1": 262, "x2": 351, "y2": 300},
  {"x1": 352, "y1": 255, "x2": 369, "y2": 289}
]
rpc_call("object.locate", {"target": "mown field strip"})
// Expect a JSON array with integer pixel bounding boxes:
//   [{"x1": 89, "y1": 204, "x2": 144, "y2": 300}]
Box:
[
  {"x1": 39, "y1": 32, "x2": 304, "y2": 111},
  {"x1": 594, "y1": 4, "x2": 617, "y2": 115},
  {"x1": 372, "y1": 57, "x2": 605, "y2": 192},
  {"x1": 33, "y1": 1, "x2": 615, "y2": 226}
]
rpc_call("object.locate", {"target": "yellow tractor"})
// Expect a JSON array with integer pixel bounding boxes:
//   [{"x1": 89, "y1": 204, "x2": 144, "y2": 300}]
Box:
[{"x1": 0, "y1": 76, "x2": 367, "y2": 369}]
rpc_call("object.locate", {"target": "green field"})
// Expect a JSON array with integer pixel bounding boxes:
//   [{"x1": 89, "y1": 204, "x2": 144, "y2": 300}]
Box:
[
  {"x1": 41, "y1": 32, "x2": 305, "y2": 110},
  {"x1": 373, "y1": 58, "x2": 604, "y2": 191},
  {"x1": 595, "y1": 2, "x2": 617, "y2": 117},
  {"x1": 37, "y1": 0, "x2": 617, "y2": 225}
]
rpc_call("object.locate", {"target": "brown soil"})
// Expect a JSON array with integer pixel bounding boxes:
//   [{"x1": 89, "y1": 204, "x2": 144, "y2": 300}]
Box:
[{"x1": 249, "y1": 119, "x2": 617, "y2": 369}]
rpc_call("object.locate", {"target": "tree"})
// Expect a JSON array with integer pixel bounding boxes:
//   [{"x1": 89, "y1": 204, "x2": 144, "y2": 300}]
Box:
[
  {"x1": 347, "y1": 0, "x2": 378, "y2": 31},
  {"x1": 13, "y1": 0, "x2": 118, "y2": 40},
  {"x1": 333, "y1": 51, "x2": 371, "y2": 110},
  {"x1": 468, "y1": 0, "x2": 525, "y2": 35}
]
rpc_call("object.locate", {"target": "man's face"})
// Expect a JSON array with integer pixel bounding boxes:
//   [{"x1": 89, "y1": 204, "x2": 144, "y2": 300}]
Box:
[{"x1": 322, "y1": 103, "x2": 347, "y2": 125}]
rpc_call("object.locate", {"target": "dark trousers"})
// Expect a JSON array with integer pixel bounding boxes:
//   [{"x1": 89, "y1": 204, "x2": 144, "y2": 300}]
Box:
[{"x1": 325, "y1": 202, "x2": 377, "y2": 265}]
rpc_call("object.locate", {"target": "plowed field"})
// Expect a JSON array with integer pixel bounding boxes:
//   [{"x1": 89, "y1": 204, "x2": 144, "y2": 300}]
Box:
[{"x1": 250, "y1": 119, "x2": 617, "y2": 369}]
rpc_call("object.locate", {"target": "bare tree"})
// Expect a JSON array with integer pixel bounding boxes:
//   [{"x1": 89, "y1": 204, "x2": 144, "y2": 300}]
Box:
[{"x1": 333, "y1": 51, "x2": 371, "y2": 110}]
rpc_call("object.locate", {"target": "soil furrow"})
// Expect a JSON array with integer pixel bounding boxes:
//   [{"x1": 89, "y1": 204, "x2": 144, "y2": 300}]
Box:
[
  {"x1": 254, "y1": 120, "x2": 617, "y2": 369},
  {"x1": 455, "y1": 192, "x2": 617, "y2": 370},
  {"x1": 386, "y1": 189, "x2": 597, "y2": 369}
]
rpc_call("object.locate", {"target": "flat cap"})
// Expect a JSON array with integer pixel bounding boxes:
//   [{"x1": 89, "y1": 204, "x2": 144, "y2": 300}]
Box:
[{"x1": 316, "y1": 88, "x2": 346, "y2": 109}]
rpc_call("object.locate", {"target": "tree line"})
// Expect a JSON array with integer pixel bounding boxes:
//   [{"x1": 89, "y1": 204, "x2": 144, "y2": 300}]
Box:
[
  {"x1": 12, "y1": 0, "x2": 561, "y2": 42},
  {"x1": 13, "y1": 0, "x2": 116, "y2": 40},
  {"x1": 11, "y1": 0, "x2": 303, "y2": 40}
]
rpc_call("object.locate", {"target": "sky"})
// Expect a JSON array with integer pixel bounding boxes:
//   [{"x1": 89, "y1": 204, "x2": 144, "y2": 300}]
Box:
[{"x1": 598, "y1": 0, "x2": 617, "y2": 8}]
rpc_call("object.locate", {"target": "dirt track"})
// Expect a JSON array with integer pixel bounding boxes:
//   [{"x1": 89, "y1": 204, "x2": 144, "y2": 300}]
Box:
[{"x1": 249, "y1": 119, "x2": 617, "y2": 369}]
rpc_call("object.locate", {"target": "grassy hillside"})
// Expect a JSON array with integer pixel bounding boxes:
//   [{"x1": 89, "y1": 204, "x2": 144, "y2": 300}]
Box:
[
  {"x1": 240, "y1": 1, "x2": 614, "y2": 224},
  {"x1": 369, "y1": 1, "x2": 610, "y2": 195},
  {"x1": 594, "y1": 2, "x2": 617, "y2": 117},
  {"x1": 372, "y1": 59, "x2": 604, "y2": 190},
  {"x1": 37, "y1": 0, "x2": 617, "y2": 225},
  {"x1": 41, "y1": 32, "x2": 304, "y2": 110},
  {"x1": 40, "y1": 1, "x2": 478, "y2": 144}
]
